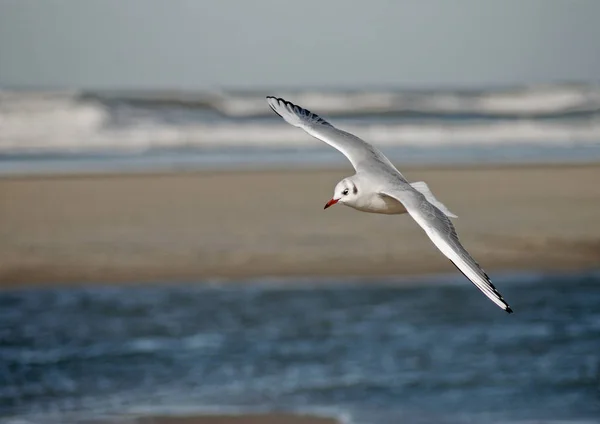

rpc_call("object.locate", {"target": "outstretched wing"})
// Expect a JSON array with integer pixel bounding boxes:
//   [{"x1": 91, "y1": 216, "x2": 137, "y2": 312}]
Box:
[
  {"x1": 381, "y1": 188, "x2": 513, "y2": 313},
  {"x1": 266, "y1": 96, "x2": 404, "y2": 177}
]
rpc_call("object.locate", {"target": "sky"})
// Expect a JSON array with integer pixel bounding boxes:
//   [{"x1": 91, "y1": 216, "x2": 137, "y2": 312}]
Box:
[{"x1": 1, "y1": 0, "x2": 599, "y2": 90}]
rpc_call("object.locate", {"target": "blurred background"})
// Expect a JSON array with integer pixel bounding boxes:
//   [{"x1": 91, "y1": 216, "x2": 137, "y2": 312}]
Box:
[{"x1": 1, "y1": 1, "x2": 600, "y2": 423}]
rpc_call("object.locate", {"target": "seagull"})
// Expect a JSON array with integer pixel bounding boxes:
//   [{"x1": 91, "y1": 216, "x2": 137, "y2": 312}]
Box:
[{"x1": 266, "y1": 96, "x2": 513, "y2": 313}]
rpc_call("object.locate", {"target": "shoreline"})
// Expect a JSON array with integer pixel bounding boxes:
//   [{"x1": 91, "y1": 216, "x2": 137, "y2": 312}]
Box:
[
  {"x1": 2, "y1": 163, "x2": 600, "y2": 289},
  {"x1": 92, "y1": 413, "x2": 342, "y2": 424},
  {"x1": 4, "y1": 160, "x2": 600, "y2": 180}
]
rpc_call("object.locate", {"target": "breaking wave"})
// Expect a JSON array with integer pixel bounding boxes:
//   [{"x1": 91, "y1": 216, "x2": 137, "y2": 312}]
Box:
[{"x1": 1, "y1": 84, "x2": 600, "y2": 156}]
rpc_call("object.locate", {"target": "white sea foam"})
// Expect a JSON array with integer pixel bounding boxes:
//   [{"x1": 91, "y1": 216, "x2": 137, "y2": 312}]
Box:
[
  {"x1": 1, "y1": 86, "x2": 600, "y2": 155},
  {"x1": 213, "y1": 85, "x2": 600, "y2": 117},
  {"x1": 2, "y1": 119, "x2": 600, "y2": 155}
]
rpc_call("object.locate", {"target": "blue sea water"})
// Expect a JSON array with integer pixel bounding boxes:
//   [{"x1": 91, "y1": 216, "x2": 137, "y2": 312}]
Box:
[{"x1": 1, "y1": 271, "x2": 599, "y2": 424}]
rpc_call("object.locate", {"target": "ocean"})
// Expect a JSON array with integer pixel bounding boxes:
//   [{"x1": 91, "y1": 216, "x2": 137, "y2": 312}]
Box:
[
  {"x1": 2, "y1": 85, "x2": 600, "y2": 424},
  {"x1": 1, "y1": 271, "x2": 599, "y2": 424},
  {"x1": 2, "y1": 84, "x2": 600, "y2": 175}
]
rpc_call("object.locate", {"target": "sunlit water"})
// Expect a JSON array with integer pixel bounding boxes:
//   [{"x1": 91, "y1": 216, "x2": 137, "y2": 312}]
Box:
[{"x1": 1, "y1": 271, "x2": 599, "y2": 424}]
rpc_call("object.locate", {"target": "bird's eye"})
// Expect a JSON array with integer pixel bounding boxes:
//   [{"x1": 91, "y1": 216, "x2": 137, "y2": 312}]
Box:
[{"x1": 342, "y1": 189, "x2": 349, "y2": 196}]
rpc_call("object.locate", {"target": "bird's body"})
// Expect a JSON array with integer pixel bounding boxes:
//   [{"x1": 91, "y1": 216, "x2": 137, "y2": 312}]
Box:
[
  {"x1": 266, "y1": 96, "x2": 513, "y2": 313},
  {"x1": 351, "y1": 191, "x2": 408, "y2": 215},
  {"x1": 342, "y1": 174, "x2": 408, "y2": 215}
]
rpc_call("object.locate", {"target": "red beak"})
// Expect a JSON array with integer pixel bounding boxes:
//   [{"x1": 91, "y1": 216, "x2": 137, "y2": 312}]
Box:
[{"x1": 324, "y1": 198, "x2": 339, "y2": 209}]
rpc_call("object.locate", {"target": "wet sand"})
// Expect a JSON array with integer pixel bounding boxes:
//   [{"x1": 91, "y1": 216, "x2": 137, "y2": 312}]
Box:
[{"x1": 1, "y1": 163, "x2": 600, "y2": 288}]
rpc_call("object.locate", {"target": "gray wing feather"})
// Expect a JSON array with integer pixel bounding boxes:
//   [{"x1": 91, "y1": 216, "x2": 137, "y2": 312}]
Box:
[
  {"x1": 382, "y1": 188, "x2": 513, "y2": 313},
  {"x1": 266, "y1": 96, "x2": 405, "y2": 178}
]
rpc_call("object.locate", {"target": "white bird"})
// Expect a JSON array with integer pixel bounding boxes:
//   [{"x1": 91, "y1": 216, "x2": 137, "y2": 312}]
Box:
[{"x1": 266, "y1": 96, "x2": 513, "y2": 313}]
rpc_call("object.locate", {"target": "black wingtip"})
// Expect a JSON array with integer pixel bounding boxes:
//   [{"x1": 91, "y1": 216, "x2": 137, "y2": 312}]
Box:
[
  {"x1": 505, "y1": 306, "x2": 514, "y2": 314},
  {"x1": 265, "y1": 96, "x2": 332, "y2": 127},
  {"x1": 266, "y1": 97, "x2": 284, "y2": 119},
  {"x1": 266, "y1": 95, "x2": 283, "y2": 103}
]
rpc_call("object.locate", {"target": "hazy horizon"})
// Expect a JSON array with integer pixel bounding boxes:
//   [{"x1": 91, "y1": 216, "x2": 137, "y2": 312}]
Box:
[{"x1": 1, "y1": 0, "x2": 600, "y2": 90}]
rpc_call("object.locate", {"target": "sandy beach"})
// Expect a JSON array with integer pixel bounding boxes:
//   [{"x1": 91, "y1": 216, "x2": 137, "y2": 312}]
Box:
[{"x1": 1, "y1": 163, "x2": 599, "y2": 289}]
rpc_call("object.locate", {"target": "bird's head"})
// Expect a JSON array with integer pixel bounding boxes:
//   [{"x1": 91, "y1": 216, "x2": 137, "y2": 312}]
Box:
[{"x1": 324, "y1": 178, "x2": 359, "y2": 209}]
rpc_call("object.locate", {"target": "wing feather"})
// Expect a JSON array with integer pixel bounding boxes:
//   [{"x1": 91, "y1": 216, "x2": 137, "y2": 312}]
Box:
[
  {"x1": 381, "y1": 188, "x2": 513, "y2": 313},
  {"x1": 266, "y1": 96, "x2": 403, "y2": 176}
]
